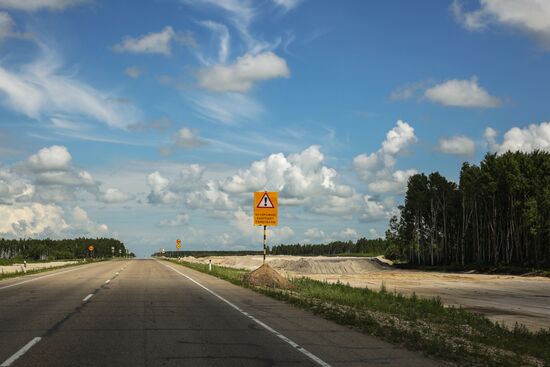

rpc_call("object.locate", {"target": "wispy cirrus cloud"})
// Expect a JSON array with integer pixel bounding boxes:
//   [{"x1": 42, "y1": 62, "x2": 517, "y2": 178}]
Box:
[
  {"x1": 0, "y1": 48, "x2": 139, "y2": 128},
  {"x1": 0, "y1": 0, "x2": 88, "y2": 11}
]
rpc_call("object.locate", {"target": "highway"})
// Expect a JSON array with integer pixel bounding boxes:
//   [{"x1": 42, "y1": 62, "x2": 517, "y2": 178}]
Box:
[{"x1": 0, "y1": 259, "x2": 442, "y2": 366}]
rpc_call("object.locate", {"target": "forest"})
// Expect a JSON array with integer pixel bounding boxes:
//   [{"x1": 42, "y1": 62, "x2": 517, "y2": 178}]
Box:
[
  {"x1": 271, "y1": 238, "x2": 387, "y2": 256},
  {"x1": 386, "y1": 151, "x2": 549, "y2": 268},
  {"x1": 0, "y1": 238, "x2": 131, "y2": 260}
]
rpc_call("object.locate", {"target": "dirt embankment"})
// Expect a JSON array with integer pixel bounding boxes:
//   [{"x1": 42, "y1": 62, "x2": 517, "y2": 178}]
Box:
[{"x1": 185, "y1": 255, "x2": 550, "y2": 331}]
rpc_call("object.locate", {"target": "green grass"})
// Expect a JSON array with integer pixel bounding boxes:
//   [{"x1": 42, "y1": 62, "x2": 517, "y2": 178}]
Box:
[
  {"x1": 168, "y1": 259, "x2": 550, "y2": 367},
  {"x1": 0, "y1": 259, "x2": 100, "y2": 281}
]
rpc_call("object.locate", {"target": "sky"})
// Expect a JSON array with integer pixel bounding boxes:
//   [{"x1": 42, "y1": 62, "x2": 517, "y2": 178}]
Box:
[{"x1": 0, "y1": 0, "x2": 549, "y2": 257}]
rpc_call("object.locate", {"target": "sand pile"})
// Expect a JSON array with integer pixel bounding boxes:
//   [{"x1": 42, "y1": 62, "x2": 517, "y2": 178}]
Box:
[
  {"x1": 243, "y1": 263, "x2": 293, "y2": 289},
  {"x1": 276, "y1": 257, "x2": 385, "y2": 274}
]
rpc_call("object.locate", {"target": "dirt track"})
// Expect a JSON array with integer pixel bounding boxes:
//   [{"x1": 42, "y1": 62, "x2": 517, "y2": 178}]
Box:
[{"x1": 185, "y1": 255, "x2": 550, "y2": 331}]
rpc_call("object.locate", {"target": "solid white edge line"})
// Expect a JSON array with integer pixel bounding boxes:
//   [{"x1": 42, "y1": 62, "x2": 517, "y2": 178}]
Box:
[
  {"x1": 0, "y1": 265, "x2": 90, "y2": 291},
  {"x1": 82, "y1": 294, "x2": 93, "y2": 302},
  {"x1": 0, "y1": 337, "x2": 42, "y2": 367},
  {"x1": 161, "y1": 261, "x2": 332, "y2": 367}
]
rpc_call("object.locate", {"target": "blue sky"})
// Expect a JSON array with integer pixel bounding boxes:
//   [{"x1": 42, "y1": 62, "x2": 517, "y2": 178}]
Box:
[{"x1": 0, "y1": 0, "x2": 549, "y2": 256}]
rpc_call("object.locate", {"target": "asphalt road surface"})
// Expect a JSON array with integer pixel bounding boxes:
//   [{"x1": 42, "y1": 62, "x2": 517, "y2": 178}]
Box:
[{"x1": 0, "y1": 259, "x2": 444, "y2": 367}]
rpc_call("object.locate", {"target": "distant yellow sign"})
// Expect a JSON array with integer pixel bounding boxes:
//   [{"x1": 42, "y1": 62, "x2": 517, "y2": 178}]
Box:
[
  {"x1": 88, "y1": 245, "x2": 94, "y2": 251},
  {"x1": 176, "y1": 239, "x2": 181, "y2": 250},
  {"x1": 254, "y1": 191, "x2": 278, "y2": 226}
]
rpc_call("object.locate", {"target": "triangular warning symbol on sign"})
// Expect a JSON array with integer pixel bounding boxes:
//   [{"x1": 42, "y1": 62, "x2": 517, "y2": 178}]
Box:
[{"x1": 257, "y1": 192, "x2": 274, "y2": 208}]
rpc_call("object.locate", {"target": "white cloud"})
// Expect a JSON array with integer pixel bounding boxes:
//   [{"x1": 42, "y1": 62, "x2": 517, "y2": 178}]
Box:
[
  {"x1": 147, "y1": 171, "x2": 179, "y2": 204},
  {"x1": 125, "y1": 66, "x2": 142, "y2": 79},
  {"x1": 389, "y1": 81, "x2": 427, "y2": 101},
  {"x1": 0, "y1": 11, "x2": 13, "y2": 40},
  {"x1": 360, "y1": 195, "x2": 389, "y2": 222},
  {"x1": 353, "y1": 120, "x2": 418, "y2": 194},
  {"x1": 0, "y1": 0, "x2": 87, "y2": 11},
  {"x1": 114, "y1": 26, "x2": 176, "y2": 55},
  {"x1": 221, "y1": 145, "x2": 355, "y2": 215},
  {"x1": 452, "y1": 0, "x2": 550, "y2": 48},
  {"x1": 367, "y1": 169, "x2": 417, "y2": 194},
  {"x1": 0, "y1": 167, "x2": 34, "y2": 204},
  {"x1": 272, "y1": 0, "x2": 302, "y2": 12},
  {"x1": 98, "y1": 187, "x2": 134, "y2": 204},
  {"x1": 0, "y1": 203, "x2": 68, "y2": 237},
  {"x1": 424, "y1": 76, "x2": 500, "y2": 108},
  {"x1": 27, "y1": 145, "x2": 72, "y2": 172},
  {"x1": 172, "y1": 127, "x2": 206, "y2": 150},
  {"x1": 197, "y1": 51, "x2": 290, "y2": 92},
  {"x1": 0, "y1": 50, "x2": 138, "y2": 128},
  {"x1": 487, "y1": 121, "x2": 550, "y2": 154},
  {"x1": 200, "y1": 20, "x2": 230, "y2": 63},
  {"x1": 191, "y1": 92, "x2": 263, "y2": 124},
  {"x1": 437, "y1": 135, "x2": 476, "y2": 156},
  {"x1": 484, "y1": 127, "x2": 499, "y2": 152},
  {"x1": 159, "y1": 213, "x2": 189, "y2": 227},
  {"x1": 303, "y1": 226, "x2": 360, "y2": 243}
]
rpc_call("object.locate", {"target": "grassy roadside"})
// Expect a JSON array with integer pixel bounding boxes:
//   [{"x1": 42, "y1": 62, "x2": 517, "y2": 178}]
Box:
[
  {"x1": 167, "y1": 259, "x2": 550, "y2": 367},
  {"x1": 0, "y1": 259, "x2": 104, "y2": 281}
]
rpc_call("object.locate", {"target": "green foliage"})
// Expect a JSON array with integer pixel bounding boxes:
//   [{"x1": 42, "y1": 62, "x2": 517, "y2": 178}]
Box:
[
  {"x1": 392, "y1": 151, "x2": 550, "y2": 267},
  {"x1": 174, "y1": 259, "x2": 550, "y2": 366},
  {"x1": 271, "y1": 237, "x2": 388, "y2": 256},
  {"x1": 0, "y1": 237, "x2": 129, "y2": 260}
]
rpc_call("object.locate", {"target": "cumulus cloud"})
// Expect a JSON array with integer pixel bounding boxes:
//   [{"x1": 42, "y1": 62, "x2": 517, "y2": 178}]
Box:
[
  {"x1": 113, "y1": 26, "x2": 196, "y2": 55},
  {"x1": 0, "y1": 203, "x2": 68, "y2": 237},
  {"x1": 437, "y1": 135, "x2": 476, "y2": 156},
  {"x1": 0, "y1": 203, "x2": 109, "y2": 238},
  {"x1": 147, "y1": 171, "x2": 179, "y2": 204},
  {"x1": 173, "y1": 127, "x2": 206, "y2": 149},
  {"x1": 303, "y1": 227, "x2": 360, "y2": 243},
  {"x1": 486, "y1": 121, "x2": 550, "y2": 154},
  {"x1": 114, "y1": 26, "x2": 176, "y2": 55},
  {"x1": 0, "y1": 50, "x2": 138, "y2": 128},
  {"x1": 0, "y1": 0, "x2": 87, "y2": 11},
  {"x1": 27, "y1": 145, "x2": 72, "y2": 172},
  {"x1": 0, "y1": 167, "x2": 34, "y2": 204},
  {"x1": 484, "y1": 127, "x2": 499, "y2": 152},
  {"x1": 452, "y1": 0, "x2": 550, "y2": 48},
  {"x1": 98, "y1": 188, "x2": 134, "y2": 204},
  {"x1": 197, "y1": 51, "x2": 290, "y2": 92},
  {"x1": 424, "y1": 77, "x2": 501, "y2": 108},
  {"x1": 353, "y1": 120, "x2": 418, "y2": 194},
  {"x1": 159, "y1": 213, "x2": 189, "y2": 227}
]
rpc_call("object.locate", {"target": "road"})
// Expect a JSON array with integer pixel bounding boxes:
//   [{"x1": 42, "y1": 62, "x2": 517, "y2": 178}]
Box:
[{"x1": 0, "y1": 259, "x2": 443, "y2": 367}]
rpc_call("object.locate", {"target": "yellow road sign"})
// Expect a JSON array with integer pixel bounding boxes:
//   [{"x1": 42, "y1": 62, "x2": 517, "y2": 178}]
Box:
[
  {"x1": 88, "y1": 245, "x2": 94, "y2": 251},
  {"x1": 176, "y1": 243, "x2": 181, "y2": 249},
  {"x1": 176, "y1": 239, "x2": 181, "y2": 245},
  {"x1": 254, "y1": 191, "x2": 278, "y2": 226}
]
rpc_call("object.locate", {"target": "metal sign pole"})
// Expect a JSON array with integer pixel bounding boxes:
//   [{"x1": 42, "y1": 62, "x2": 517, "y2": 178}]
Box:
[{"x1": 264, "y1": 226, "x2": 267, "y2": 264}]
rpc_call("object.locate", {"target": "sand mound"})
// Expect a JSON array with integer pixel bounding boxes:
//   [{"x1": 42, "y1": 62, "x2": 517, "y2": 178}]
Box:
[{"x1": 243, "y1": 263, "x2": 293, "y2": 289}]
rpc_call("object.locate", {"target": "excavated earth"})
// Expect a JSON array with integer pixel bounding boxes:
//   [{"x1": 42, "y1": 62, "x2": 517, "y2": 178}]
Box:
[{"x1": 185, "y1": 255, "x2": 550, "y2": 331}]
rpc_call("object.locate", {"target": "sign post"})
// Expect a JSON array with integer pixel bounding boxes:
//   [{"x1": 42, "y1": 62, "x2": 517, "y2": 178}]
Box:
[{"x1": 254, "y1": 191, "x2": 278, "y2": 264}]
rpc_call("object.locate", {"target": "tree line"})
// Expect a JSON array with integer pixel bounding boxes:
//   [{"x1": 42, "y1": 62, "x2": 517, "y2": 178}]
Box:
[
  {"x1": 386, "y1": 151, "x2": 549, "y2": 267},
  {"x1": 271, "y1": 238, "x2": 387, "y2": 256},
  {"x1": 0, "y1": 238, "x2": 132, "y2": 260}
]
